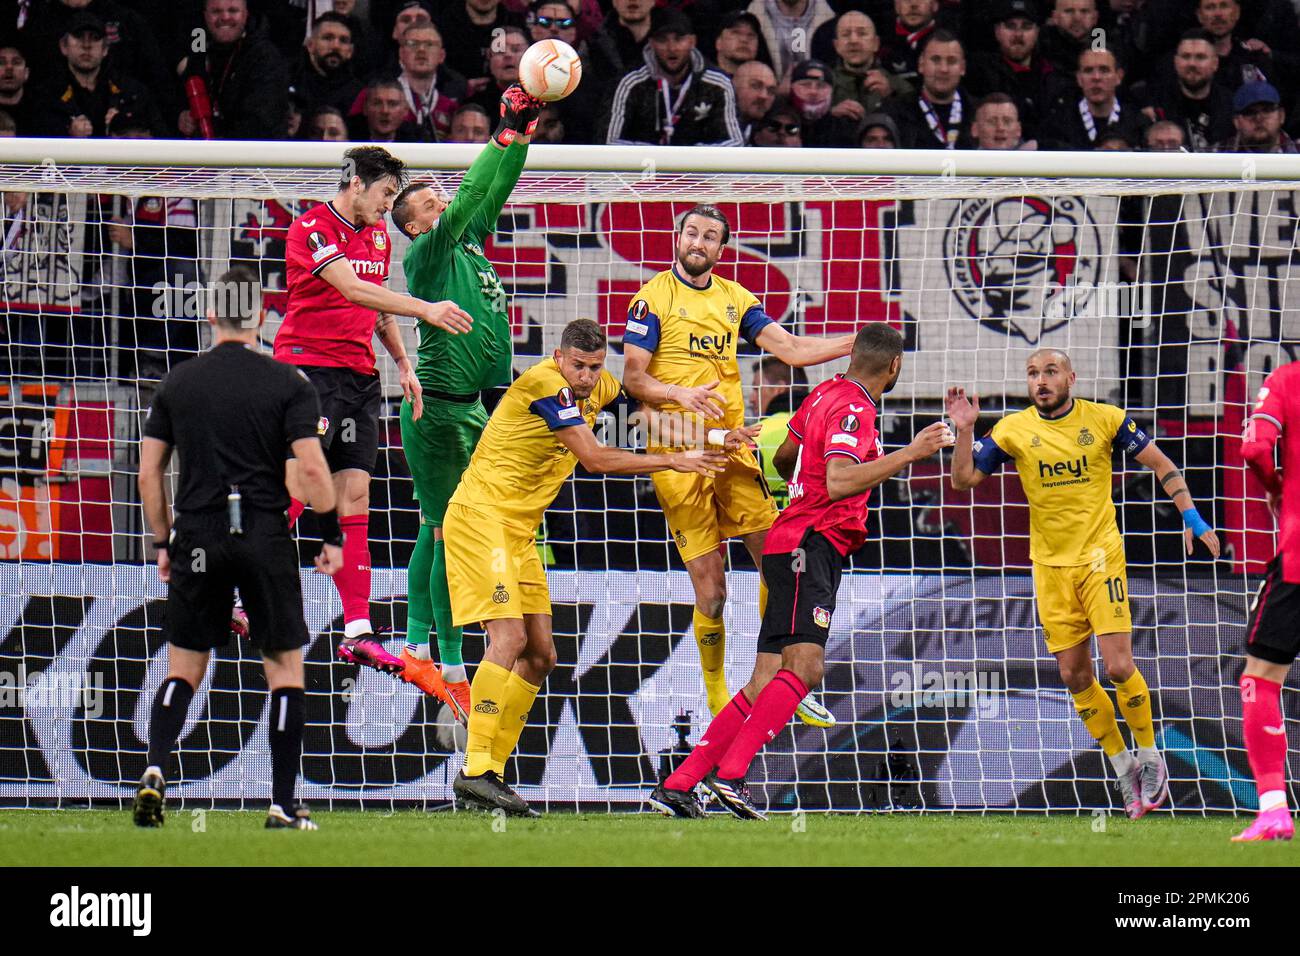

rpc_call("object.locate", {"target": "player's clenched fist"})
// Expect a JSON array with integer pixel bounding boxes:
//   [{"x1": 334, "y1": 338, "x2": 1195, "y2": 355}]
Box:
[
  {"x1": 421, "y1": 299, "x2": 473, "y2": 334},
  {"x1": 906, "y1": 421, "x2": 954, "y2": 461},
  {"x1": 944, "y1": 386, "x2": 980, "y2": 430}
]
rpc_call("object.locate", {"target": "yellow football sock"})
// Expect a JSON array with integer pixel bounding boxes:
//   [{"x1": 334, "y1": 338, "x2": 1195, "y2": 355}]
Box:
[
  {"x1": 1071, "y1": 680, "x2": 1126, "y2": 757},
  {"x1": 1112, "y1": 669, "x2": 1156, "y2": 749},
  {"x1": 491, "y1": 671, "x2": 541, "y2": 776},
  {"x1": 465, "y1": 660, "x2": 510, "y2": 777},
  {"x1": 758, "y1": 578, "x2": 768, "y2": 618},
  {"x1": 693, "y1": 608, "x2": 729, "y2": 715}
]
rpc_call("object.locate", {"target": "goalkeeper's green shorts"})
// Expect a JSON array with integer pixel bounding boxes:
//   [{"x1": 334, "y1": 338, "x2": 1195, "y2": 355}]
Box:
[{"x1": 399, "y1": 395, "x2": 488, "y2": 527}]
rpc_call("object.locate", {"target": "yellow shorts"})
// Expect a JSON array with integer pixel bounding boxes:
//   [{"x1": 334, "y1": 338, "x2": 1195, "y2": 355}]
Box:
[
  {"x1": 1032, "y1": 545, "x2": 1132, "y2": 653},
  {"x1": 443, "y1": 501, "x2": 551, "y2": 627},
  {"x1": 651, "y1": 448, "x2": 778, "y2": 563}
]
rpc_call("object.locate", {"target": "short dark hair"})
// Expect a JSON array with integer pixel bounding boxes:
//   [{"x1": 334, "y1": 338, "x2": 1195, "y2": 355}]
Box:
[
  {"x1": 919, "y1": 28, "x2": 963, "y2": 57},
  {"x1": 560, "y1": 318, "x2": 606, "y2": 353},
  {"x1": 976, "y1": 92, "x2": 1018, "y2": 115},
  {"x1": 850, "y1": 322, "x2": 904, "y2": 376},
  {"x1": 340, "y1": 143, "x2": 408, "y2": 192},
  {"x1": 677, "y1": 203, "x2": 731, "y2": 245},
  {"x1": 391, "y1": 180, "x2": 439, "y2": 236},
  {"x1": 209, "y1": 265, "x2": 261, "y2": 330},
  {"x1": 453, "y1": 102, "x2": 490, "y2": 120},
  {"x1": 312, "y1": 11, "x2": 352, "y2": 35},
  {"x1": 1178, "y1": 27, "x2": 1217, "y2": 48},
  {"x1": 1076, "y1": 45, "x2": 1122, "y2": 70}
]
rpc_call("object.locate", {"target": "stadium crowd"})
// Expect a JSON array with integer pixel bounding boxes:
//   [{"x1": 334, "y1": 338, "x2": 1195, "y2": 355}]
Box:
[{"x1": 0, "y1": 0, "x2": 1294, "y2": 151}]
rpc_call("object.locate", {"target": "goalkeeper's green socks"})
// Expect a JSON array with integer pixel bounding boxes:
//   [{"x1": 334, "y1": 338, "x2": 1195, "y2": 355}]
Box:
[
  {"x1": 431, "y1": 537, "x2": 466, "y2": 682},
  {"x1": 693, "y1": 608, "x2": 729, "y2": 716},
  {"x1": 491, "y1": 671, "x2": 541, "y2": 776},
  {"x1": 405, "y1": 521, "x2": 436, "y2": 659}
]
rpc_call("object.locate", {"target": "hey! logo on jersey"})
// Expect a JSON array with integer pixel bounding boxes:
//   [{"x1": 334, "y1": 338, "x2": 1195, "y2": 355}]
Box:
[
  {"x1": 1038, "y1": 454, "x2": 1089, "y2": 481},
  {"x1": 688, "y1": 331, "x2": 733, "y2": 355}
]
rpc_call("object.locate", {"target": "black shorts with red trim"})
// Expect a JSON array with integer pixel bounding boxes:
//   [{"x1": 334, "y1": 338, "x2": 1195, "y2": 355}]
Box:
[
  {"x1": 758, "y1": 529, "x2": 844, "y2": 653},
  {"x1": 299, "y1": 365, "x2": 382, "y2": 474},
  {"x1": 1245, "y1": 555, "x2": 1300, "y2": 665}
]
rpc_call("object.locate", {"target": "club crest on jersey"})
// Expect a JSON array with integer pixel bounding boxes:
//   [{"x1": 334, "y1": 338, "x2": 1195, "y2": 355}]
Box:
[
  {"x1": 1030, "y1": 435, "x2": 1041, "y2": 447},
  {"x1": 317, "y1": 416, "x2": 329, "y2": 436},
  {"x1": 556, "y1": 386, "x2": 574, "y2": 408},
  {"x1": 1077, "y1": 427, "x2": 1095, "y2": 447},
  {"x1": 492, "y1": 583, "x2": 510, "y2": 604},
  {"x1": 142, "y1": 198, "x2": 163, "y2": 214},
  {"x1": 465, "y1": 240, "x2": 483, "y2": 256},
  {"x1": 813, "y1": 607, "x2": 831, "y2": 628},
  {"x1": 373, "y1": 232, "x2": 386, "y2": 250},
  {"x1": 839, "y1": 414, "x2": 860, "y2": 433},
  {"x1": 726, "y1": 304, "x2": 738, "y2": 325}
]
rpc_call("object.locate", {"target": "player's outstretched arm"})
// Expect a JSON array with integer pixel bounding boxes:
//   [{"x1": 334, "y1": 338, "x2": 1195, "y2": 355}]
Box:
[
  {"x1": 825, "y1": 422, "x2": 951, "y2": 501},
  {"x1": 753, "y1": 323, "x2": 855, "y2": 368},
  {"x1": 553, "y1": 418, "x2": 728, "y2": 476},
  {"x1": 622, "y1": 344, "x2": 726, "y2": 419},
  {"x1": 1134, "y1": 442, "x2": 1221, "y2": 558},
  {"x1": 946, "y1": 386, "x2": 989, "y2": 490},
  {"x1": 318, "y1": 257, "x2": 472, "y2": 334}
]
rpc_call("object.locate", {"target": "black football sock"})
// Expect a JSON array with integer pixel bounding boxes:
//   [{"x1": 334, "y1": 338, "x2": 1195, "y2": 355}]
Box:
[
  {"x1": 146, "y1": 676, "x2": 195, "y2": 774},
  {"x1": 268, "y1": 687, "x2": 305, "y2": 810}
]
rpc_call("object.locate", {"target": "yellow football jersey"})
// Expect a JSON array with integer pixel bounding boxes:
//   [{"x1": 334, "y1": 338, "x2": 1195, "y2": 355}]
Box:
[
  {"x1": 450, "y1": 358, "x2": 622, "y2": 532},
  {"x1": 973, "y1": 398, "x2": 1151, "y2": 567},
  {"x1": 623, "y1": 267, "x2": 774, "y2": 440}
]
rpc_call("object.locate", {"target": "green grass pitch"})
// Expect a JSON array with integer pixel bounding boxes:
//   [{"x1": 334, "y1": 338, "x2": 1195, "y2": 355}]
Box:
[{"x1": 2, "y1": 809, "x2": 1298, "y2": 866}]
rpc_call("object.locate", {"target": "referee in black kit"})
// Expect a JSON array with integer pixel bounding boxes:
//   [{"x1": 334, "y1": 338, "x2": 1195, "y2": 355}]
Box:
[{"x1": 133, "y1": 266, "x2": 343, "y2": 831}]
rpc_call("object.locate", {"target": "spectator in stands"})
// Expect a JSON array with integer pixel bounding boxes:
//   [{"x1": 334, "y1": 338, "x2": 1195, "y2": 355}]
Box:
[
  {"x1": 332, "y1": 0, "x2": 381, "y2": 78},
  {"x1": 712, "y1": 11, "x2": 765, "y2": 76},
  {"x1": 883, "y1": 30, "x2": 972, "y2": 148},
  {"x1": 1216, "y1": 79, "x2": 1298, "y2": 151},
  {"x1": 859, "y1": 111, "x2": 900, "y2": 146},
  {"x1": 448, "y1": 102, "x2": 491, "y2": 142},
  {"x1": 1039, "y1": 0, "x2": 1097, "y2": 75},
  {"x1": 1135, "y1": 29, "x2": 1234, "y2": 151},
  {"x1": 23, "y1": 0, "x2": 171, "y2": 110},
  {"x1": 879, "y1": 0, "x2": 942, "y2": 86},
  {"x1": 1040, "y1": 48, "x2": 1149, "y2": 148},
  {"x1": 377, "y1": 1, "x2": 438, "y2": 74},
  {"x1": 733, "y1": 60, "x2": 778, "y2": 143},
  {"x1": 534, "y1": 101, "x2": 566, "y2": 142},
  {"x1": 747, "y1": 0, "x2": 836, "y2": 84},
  {"x1": 354, "y1": 21, "x2": 460, "y2": 141},
  {"x1": 291, "y1": 12, "x2": 364, "y2": 117},
  {"x1": 752, "y1": 97, "x2": 802, "y2": 146},
  {"x1": 789, "y1": 58, "x2": 857, "y2": 145},
  {"x1": 0, "y1": 44, "x2": 33, "y2": 136},
  {"x1": 966, "y1": 0, "x2": 1055, "y2": 140},
  {"x1": 1196, "y1": 0, "x2": 1274, "y2": 92},
  {"x1": 348, "y1": 77, "x2": 430, "y2": 142},
  {"x1": 603, "y1": 8, "x2": 743, "y2": 146},
  {"x1": 179, "y1": 0, "x2": 288, "y2": 140},
  {"x1": 466, "y1": 26, "x2": 529, "y2": 116},
  {"x1": 306, "y1": 105, "x2": 349, "y2": 141},
  {"x1": 528, "y1": 1, "x2": 602, "y2": 142},
  {"x1": 830, "y1": 11, "x2": 911, "y2": 130},
  {"x1": 1144, "y1": 118, "x2": 1187, "y2": 149},
  {"x1": 0, "y1": 110, "x2": 13, "y2": 136},
  {"x1": 33, "y1": 13, "x2": 165, "y2": 138},
  {"x1": 970, "y1": 92, "x2": 1036, "y2": 148},
  {"x1": 286, "y1": 90, "x2": 306, "y2": 138},
  {"x1": 436, "y1": 0, "x2": 526, "y2": 85},
  {"x1": 593, "y1": 0, "x2": 655, "y2": 83},
  {"x1": 750, "y1": 356, "x2": 809, "y2": 508}
]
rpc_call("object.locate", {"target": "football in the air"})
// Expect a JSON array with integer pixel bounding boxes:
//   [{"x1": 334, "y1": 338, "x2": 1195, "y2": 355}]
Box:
[{"x1": 518, "y1": 39, "x2": 583, "y2": 102}]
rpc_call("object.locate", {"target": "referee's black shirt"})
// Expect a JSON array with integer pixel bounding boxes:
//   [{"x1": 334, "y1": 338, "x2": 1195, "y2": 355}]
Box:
[{"x1": 143, "y1": 341, "x2": 322, "y2": 514}]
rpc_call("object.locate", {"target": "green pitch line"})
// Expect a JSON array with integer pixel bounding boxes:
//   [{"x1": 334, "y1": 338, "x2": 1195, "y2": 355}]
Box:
[{"x1": 1, "y1": 810, "x2": 1297, "y2": 867}]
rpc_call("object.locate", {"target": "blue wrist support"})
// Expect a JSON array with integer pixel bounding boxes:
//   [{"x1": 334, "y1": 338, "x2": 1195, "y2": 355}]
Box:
[{"x1": 1181, "y1": 508, "x2": 1211, "y2": 537}]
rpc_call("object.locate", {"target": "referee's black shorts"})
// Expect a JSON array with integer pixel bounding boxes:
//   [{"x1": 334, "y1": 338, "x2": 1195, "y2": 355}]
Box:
[
  {"x1": 1245, "y1": 555, "x2": 1300, "y2": 666},
  {"x1": 758, "y1": 529, "x2": 845, "y2": 654},
  {"x1": 165, "y1": 510, "x2": 308, "y2": 653},
  {"x1": 298, "y1": 365, "x2": 382, "y2": 474}
]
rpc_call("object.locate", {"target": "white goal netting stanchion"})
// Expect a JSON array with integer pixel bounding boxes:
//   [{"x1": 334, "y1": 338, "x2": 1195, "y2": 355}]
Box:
[{"x1": 0, "y1": 142, "x2": 1294, "y2": 812}]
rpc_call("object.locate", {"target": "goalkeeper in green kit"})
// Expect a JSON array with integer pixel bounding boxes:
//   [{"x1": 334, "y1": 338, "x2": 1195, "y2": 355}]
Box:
[{"x1": 390, "y1": 84, "x2": 542, "y2": 724}]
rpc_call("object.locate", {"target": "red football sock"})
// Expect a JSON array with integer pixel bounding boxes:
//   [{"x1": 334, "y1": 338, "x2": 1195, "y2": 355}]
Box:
[
  {"x1": 716, "y1": 670, "x2": 808, "y2": 781},
  {"x1": 287, "y1": 497, "x2": 305, "y2": 528},
  {"x1": 1241, "y1": 674, "x2": 1287, "y2": 799},
  {"x1": 665, "y1": 691, "x2": 752, "y2": 791},
  {"x1": 335, "y1": 514, "x2": 372, "y2": 628}
]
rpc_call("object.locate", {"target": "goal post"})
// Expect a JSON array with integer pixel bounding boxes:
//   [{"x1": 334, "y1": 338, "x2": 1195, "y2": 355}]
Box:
[{"x1": 0, "y1": 140, "x2": 1292, "y2": 812}]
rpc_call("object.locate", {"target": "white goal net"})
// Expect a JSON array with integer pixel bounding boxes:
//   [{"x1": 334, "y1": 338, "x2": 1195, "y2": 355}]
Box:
[{"x1": 0, "y1": 142, "x2": 1295, "y2": 813}]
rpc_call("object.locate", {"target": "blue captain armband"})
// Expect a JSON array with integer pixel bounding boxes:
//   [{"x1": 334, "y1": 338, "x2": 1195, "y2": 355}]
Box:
[
  {"x1": 1182, "y1": 508, "x2": 1211, "y2": 537},
  {"x1": 971, "y1": 436, "x2": 1011, "y2": 474},
  {"x1": 1118, "y1": 415, "x2": 1152, "y2": 456}
]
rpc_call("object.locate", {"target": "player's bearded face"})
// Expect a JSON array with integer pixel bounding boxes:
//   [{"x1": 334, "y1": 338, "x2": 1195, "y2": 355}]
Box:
[
  {"x1": 557, "y1": 347, "x2": 606, "y2": 399},
  {"x1": 676, "y1": 221, "x2": 724, "y2": 277},
  {"x1": 884, "y1": 356, "x2": 902, "y2": 393},
  {"x1": 1027, "y1": 362, "x2": 1074, "y2": 413}
]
